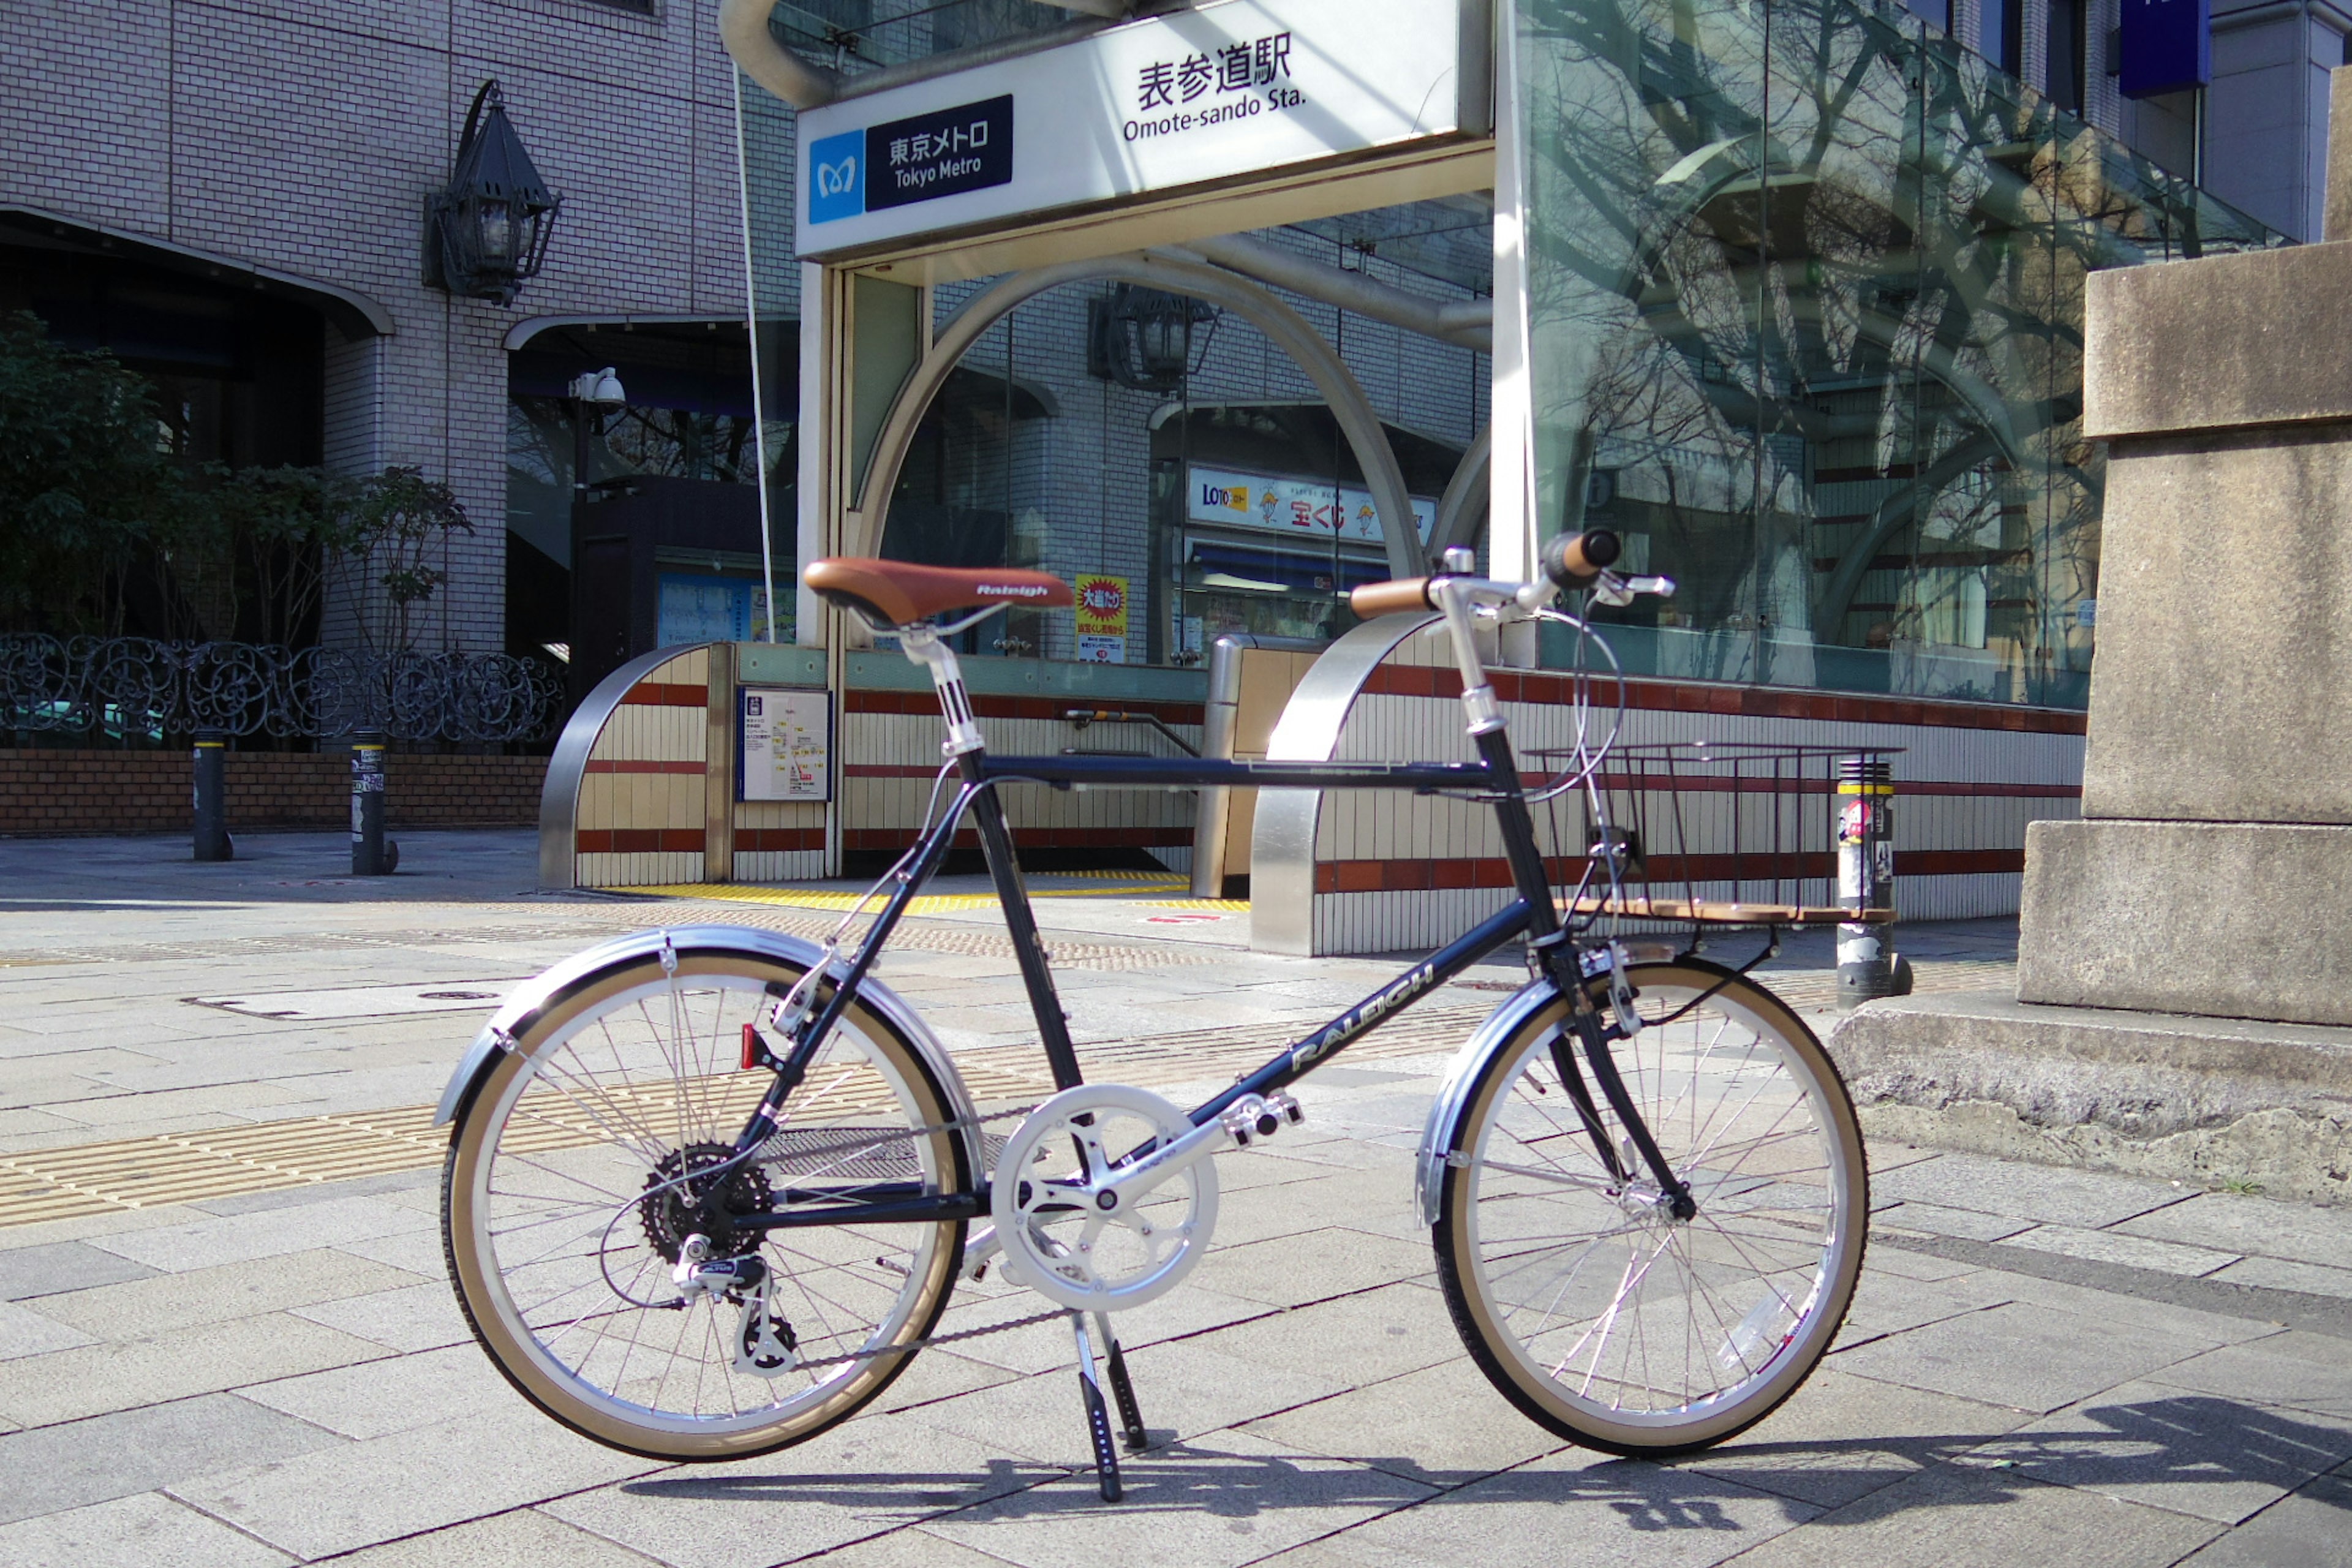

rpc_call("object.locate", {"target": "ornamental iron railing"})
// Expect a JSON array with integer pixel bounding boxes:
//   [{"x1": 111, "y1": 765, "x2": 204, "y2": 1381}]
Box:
[{"x1": 0, "y1": 637, "x2": 563, "y2": 745}]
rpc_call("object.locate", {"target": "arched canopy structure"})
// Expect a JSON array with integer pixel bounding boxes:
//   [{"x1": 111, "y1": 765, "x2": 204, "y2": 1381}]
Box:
[{"x1": 846, "y1": 252, "x2": 1428, "y2": 583}]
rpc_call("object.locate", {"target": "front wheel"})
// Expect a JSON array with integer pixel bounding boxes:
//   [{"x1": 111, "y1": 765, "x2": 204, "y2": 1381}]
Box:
[
  {"x1": 1433, "y1": 960, "x2": 1866, "y2": 1455},
  {"x1": 442, "y1": 946, "x2": 970, "y2": 1460}
]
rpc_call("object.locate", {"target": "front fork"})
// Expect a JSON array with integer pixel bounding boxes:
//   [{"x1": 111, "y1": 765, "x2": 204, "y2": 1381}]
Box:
[{"x1": 1479, "y1": 726, "x2": 1698, "y2": 1219}]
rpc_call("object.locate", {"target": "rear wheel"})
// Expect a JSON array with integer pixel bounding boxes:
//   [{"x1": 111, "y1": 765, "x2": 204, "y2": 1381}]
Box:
[
  {"x1": 442, "y1": 948, "x2": 968, "y2": 1460},
  {"x1": 1433, "y1": 960, "x2": 1866, "y2": 1454}
]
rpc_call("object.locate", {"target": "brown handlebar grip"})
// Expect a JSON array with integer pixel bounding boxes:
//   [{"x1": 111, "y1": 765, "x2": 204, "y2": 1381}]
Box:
[
  {"x1": 1542, "y1": 528, "x2": 1623, "y2": 589},
  {"x1": 1349, "y1": 578, "x2": 1436, "y2": 617}
]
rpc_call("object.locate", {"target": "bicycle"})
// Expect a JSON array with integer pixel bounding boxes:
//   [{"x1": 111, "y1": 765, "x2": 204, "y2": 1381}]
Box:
[{"x1": 435, "y1": 533, "x2": 1872, "y2": 1499}]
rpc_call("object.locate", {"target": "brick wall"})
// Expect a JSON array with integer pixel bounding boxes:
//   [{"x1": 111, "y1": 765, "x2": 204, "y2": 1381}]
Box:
[{"x1": 0, "y1": 750, "x2": 547, "y2": 837}]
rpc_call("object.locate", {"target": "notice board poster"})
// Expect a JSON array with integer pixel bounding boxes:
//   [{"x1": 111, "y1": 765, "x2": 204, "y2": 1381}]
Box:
[
  {"x1": 739, "y1": 688, "x2": 832, "y2": 802},
  {"x1": 1074, "y1": 573, "x2": 1129, "y2": 663}
]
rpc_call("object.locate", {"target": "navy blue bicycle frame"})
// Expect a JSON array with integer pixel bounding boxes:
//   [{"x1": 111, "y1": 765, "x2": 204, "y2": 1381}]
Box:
[{"x1": 723, "y1": 724, "x2": 1689, "y2": 1232}]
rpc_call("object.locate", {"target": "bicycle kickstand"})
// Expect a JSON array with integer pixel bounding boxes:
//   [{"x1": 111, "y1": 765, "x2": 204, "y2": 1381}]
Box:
[
  {"x1": 1068, "y1": 1311, "x2": 1133, "y2": 1501},
  {"x1": 1096, "y1": 1311, "x2": 1149, "y2": 1452}
]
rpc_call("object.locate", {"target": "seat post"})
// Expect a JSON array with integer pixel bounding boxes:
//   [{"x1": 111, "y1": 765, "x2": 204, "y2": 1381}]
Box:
[{"x1": 897, "y1": 624, "x2": 985, "y2": 756}]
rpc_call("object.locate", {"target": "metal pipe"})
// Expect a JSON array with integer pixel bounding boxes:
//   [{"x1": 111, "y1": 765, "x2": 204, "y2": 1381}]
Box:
[{"x1": 1178, "y1": 234, "x2": 1493, "y2": 352}]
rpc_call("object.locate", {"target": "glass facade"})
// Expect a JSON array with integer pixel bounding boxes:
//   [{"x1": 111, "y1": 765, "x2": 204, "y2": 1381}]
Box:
[{"x1": 1515, "y1": 0, "x2": 2285, "y2": 706}]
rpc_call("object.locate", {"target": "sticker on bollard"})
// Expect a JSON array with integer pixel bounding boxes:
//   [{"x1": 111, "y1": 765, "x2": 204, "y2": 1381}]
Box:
[
  {"x1": 349, "y1": 734, "x2": 398, "y2": 875},
  {"x1": 1836, "y1": 754, "x2": 1909, "y2": 1007}
]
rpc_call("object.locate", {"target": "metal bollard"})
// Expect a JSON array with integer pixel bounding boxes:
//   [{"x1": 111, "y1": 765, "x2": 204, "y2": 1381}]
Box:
[
  {"x1": 192, "y1": 728, "x2": 233, "y2": 862},
  {"x1": 1835, "y1": 754, "x2": 1910, "y2": 1007},
  {"x1": 349, "y1": 730, "x2": 399, "y2": 875}
]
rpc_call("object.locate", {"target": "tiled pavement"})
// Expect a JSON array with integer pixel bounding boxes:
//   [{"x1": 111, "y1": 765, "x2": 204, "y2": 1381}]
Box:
[{"x1": 2, "y1": 831, "x2": 2349, "y2": 1566}]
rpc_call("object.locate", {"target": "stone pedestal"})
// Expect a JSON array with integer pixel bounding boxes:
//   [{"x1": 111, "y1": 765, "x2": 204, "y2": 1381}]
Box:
[{"x1": 1828, "y1": 70, "x2": 2352, "y2": 1199}]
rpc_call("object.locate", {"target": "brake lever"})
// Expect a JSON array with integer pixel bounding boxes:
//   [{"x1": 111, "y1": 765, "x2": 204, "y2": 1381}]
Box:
[{"x1": 1588, "y1": 571, "x2": 1678, "y2": 608}]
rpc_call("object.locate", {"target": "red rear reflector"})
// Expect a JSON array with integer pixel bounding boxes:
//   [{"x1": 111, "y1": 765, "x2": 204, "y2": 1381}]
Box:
[{"x1": 742, "y1": 1023, "x2": 759, "y2": 1071}]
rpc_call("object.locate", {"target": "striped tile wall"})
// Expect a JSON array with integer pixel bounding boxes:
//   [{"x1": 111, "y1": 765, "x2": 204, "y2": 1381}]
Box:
[{"x1": 1293, "y1": 635, "x2": 2083, "y2": 954}]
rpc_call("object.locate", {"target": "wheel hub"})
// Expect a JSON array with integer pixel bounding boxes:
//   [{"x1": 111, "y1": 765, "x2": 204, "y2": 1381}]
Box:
[{"x1": 639, "y1": 1143, "x2": 774, "y2": 1264}]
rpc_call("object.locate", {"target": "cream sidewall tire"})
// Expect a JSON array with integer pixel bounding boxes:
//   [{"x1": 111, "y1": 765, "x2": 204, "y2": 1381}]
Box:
[{"x1": 442, "y1": 954, "x2": 967, "y2": 1461}]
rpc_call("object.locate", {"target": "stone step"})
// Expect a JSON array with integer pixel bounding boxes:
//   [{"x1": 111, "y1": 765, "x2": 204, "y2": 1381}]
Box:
[{"x1": 1828, "y1": 989, "x2": 2352, "y2": 1205}]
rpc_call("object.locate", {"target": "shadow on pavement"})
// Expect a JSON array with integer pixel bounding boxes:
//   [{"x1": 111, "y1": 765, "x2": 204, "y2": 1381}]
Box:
[{"x1": 617, "y1": 1393, "x2": 2352, "y2": 1526}]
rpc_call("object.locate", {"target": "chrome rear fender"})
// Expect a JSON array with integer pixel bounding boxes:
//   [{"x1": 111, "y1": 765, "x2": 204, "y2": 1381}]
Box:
[{"x1": 431, "y1": 925, "x2": 984, "y2": 1183}]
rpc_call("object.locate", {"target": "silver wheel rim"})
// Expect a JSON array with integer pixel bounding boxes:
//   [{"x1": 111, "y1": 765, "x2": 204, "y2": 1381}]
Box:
[
  {"x1": 457, "y1": 968, "x2": 951, "y2": 1439},
  {"x1": 1460, "y1": 979, "x2": 1857, "y2": 1438}
]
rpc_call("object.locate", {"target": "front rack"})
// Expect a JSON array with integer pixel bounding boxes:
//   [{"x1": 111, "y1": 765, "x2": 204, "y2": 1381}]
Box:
[{"x1": 1529, "y1": 741, "x2": 1902, "y2": 929}]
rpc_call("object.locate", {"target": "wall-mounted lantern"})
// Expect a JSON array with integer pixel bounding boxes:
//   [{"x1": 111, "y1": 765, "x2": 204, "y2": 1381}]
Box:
[
  {"x1": 425, "y1": 81, "x2": 562, "y2": 305},
  {"x1": 1087, "y1": 285, "x2": 1219, "y2": 390}
]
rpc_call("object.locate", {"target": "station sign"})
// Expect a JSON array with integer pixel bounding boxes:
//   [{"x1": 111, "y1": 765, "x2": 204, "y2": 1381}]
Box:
[
  {"x1": 796, "y1": 0, "x2": 1471, "y2": 255},
  {"x1": 2119, "y1": 0, "x2": 2210, "y2": 99}
]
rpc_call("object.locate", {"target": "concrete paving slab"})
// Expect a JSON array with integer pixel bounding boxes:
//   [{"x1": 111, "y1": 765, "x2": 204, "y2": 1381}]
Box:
[
  {"x1": 1869, "y1": 1200, "x2": 2038, "y2": 1243},
  {"x1": 233, "y1": 1342, "x2": 529, "y2": 1440},
  {"x1": 1868, "y1": 1152, "x2": 2194, "y2": 1231},
  {"x1": 921, "y1": 1332, "x2": 1351, "y2": 1467},
  {"x1": 544, "y1": 1412, "x2": 1056, "y2": 1568},
  {"x1": 1999, "y1": 1223, "x2": 2242, "y2": 1278},
  {"x1": 168, "y1": 1402, "x2": 660, "y2": 1561},
  {"x1": 0, "y1": 1311, "x2": 390, "y2": 1427},
  {"x1": 869, "y1": 1347, "x2": 1022, "y2": 1417},
  {"x1": 1858, "y1": 1241, "x2": 1981, "y2": 1283},
  {"x1": 0, "y1": 1392, "x2": 345, "y2": 1527},
  {"x1": 0, "y1": 1300, "x2": 96, "y2": 1360},
  {"x1": 919, "y1": 1427, "x2": 1439, "y2": 1568},
  {"x1": 290, "y1": 1278, "x2": 472, "y2": 1352},
  {"x1": 1828, "y1": 1301, "x2": 2217, "y2": 1414},
  {"x1": 809, "y1": 1526, "x2": 1047, "y2": 1568},
  {"x1": 87, "y1": 1194, "x2": 431, "y2": 1272},
  {"x1": 0, "y1": 1491, "x2": 294, "y2": 1568},
  {"x1": 1238, "y1": 1354, "x2": 1568, "y2": 1482},
  {"x1": 2176, "y1": 1472, "x2": 2352, "y2": 1566},
  {"x1": 2210, "y1": 1254, "x2": 2352, "y2": 1298},
  {"x1": 2116, "y1": 1190, "x2": 2352, "y2": 1270},
  {"x1": 322, "y1": 1507, "x2": 665, "y2": 1568},
  {"x1": 1959, "y1": 1379, "x2": 2352, "y2": 1525},
  {"x1": 1964, "y1": 1265, "x2": 2288, "y2": 1346},
  {"x1": 1192, "y1": 1226, "x2": 1435, "y2": 1310},
  {"x1": 27, "y1": 1248, "x2": 423, "y2": 1338},
  {"x1": 1711, "y1": 1459, "x2": 2220, "y2": 1567},
  {"x1": 1689, "y1": 1367, "x2": 2035, "y2": 1510},
  {"x1": 331, "y1": 1227, "x2": 451, "y2": 1276},
  {"x1": 1310, "y1": 1443, "x2": 1815, "y2": 1568},
  {"x1": 1182, "y1": 1284, "x2": 1461, "y2": 1390},
  {"x1": 1834, "y1": 1269, "x2": 2013, "y2": 1348},
  {"x1": 2146, "y1": 1331, "x2": 2352, "y2": 1417}
]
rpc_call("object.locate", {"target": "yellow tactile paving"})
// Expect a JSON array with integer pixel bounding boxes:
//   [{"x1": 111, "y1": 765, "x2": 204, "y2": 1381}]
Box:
[
  {"x1": 614, "y1": 873, "x2": 1189, "y2": 914},
  {"x1": 0, "y1": 1001, "x2": 1502, "y2": 1227}
]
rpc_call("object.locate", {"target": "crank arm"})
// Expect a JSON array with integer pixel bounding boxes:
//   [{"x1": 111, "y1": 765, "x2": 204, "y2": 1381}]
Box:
[{"x1": 1091, "y1": 1093, "x2": 1295, "y2": 1213}]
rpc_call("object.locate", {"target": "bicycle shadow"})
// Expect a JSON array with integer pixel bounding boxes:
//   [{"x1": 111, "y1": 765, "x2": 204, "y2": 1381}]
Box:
[{"x1": 619, "y1": 1392, "x2": 2352, "y2": 1528}]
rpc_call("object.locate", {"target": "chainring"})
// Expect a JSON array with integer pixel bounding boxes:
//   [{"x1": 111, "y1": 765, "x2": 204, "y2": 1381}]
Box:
[
  {"x1": 639, "y1": 1142, "x2": 774, "y2": 1263},
  {"x1": 989, "y1": 1083, "x2": 1218, "y2": 1311}
]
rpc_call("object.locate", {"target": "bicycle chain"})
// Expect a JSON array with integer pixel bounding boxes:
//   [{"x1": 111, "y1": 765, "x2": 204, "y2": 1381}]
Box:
[
  {"x1": 788, "y1": 1303, "x2": 1072, "y2": 1371},
  {"x1": 758, "y1": 1101, "x2": 1057, "y2": 1373}
]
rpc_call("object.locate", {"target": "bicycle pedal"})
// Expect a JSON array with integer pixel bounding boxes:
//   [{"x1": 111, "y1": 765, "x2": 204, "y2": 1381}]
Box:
[{"x1": 1218, "y1": 1092, "x2": 1304, "y2": 1148}]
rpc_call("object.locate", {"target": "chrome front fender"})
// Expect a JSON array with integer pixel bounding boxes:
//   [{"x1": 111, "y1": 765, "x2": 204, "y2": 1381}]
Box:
[
  {"x1": 432, "y1": 924, "x2": 985, "y2": 1183},
  {"x1": 1413, "y1": 979, "x2": 1568, "y2": 1228}
]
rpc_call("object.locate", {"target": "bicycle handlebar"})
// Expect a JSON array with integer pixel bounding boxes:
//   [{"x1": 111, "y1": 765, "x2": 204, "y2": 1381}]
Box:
[
  {"x1": 1542, "y1": 528, "x2": 1621, "y2": 589},
  {"x1": 1348, "y1": 577, "x2": 1434, "y2": 617},
  {"x1": 1346, "y1": 529, "x2": 1644, "y2": 622}
]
